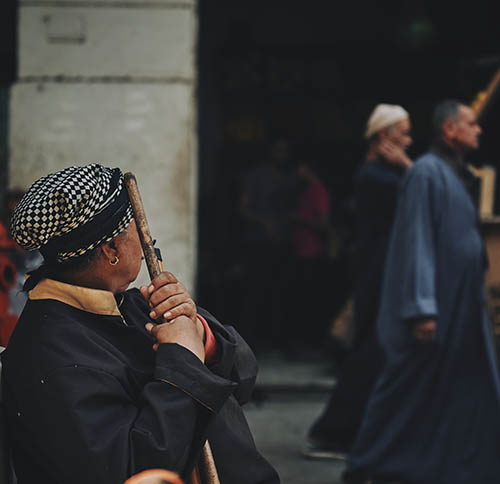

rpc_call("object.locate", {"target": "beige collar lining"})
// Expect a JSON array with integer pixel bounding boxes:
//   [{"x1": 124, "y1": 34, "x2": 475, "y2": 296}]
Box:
[{"x1": 29, "y1": 278, "x2": 121, "y2": 316}]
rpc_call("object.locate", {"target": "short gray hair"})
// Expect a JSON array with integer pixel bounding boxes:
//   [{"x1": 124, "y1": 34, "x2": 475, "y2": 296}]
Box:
[{"x1": 432, "y1": 99, "x2": 463, "y2": 137}]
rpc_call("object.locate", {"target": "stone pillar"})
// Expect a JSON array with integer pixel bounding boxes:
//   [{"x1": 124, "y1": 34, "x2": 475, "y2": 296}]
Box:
[{"x1": 9, "y1": 0, "x2": 198, "y2": 291}]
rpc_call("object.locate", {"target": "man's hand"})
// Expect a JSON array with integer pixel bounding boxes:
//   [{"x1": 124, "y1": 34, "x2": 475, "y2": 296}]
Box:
[
  {"x1": 145, "y1": 317, "x2": 205, "y2": 362},
  {"x1": 378, "y1": 140, "x2": 412, "y2": 169},
  {"x1": 412, "y1": 317, "x2": 437, "y2": 343},
  {"x1": 140, "y1": 271, "x2": 197, "y2": 324},
  {"x1": 140, "y1": 272, "x2": 205, "y2": 360}
]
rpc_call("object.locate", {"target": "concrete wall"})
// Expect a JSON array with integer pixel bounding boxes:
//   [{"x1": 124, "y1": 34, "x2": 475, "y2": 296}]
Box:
[{"x1": 9, "y1": 0, "x2": 198, "y2": 291}]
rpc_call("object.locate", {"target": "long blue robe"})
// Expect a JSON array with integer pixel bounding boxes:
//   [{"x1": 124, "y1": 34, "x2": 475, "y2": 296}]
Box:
[{"x1": 345, "y1": 150, "x2": 500, "y2": 484}]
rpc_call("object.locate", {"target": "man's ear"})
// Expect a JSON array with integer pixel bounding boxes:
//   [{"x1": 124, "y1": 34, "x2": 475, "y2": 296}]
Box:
[
  {"x1": 378, "y1": 127, "x2": 392, "y2": 141},
  {"x1": 378, "y1": 129, "x2": 387, "y2": 141},
  {"x1": 442, "y1": 118, "x2": 456, "y2": 140},
  {"x1": 100, "y1": 240, "x2": 118, "y2": 262}
]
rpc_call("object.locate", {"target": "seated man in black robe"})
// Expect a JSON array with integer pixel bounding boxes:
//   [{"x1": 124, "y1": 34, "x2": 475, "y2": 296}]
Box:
[{"x1": 2, "y1": 164, "x2": 280, "y2": 484}]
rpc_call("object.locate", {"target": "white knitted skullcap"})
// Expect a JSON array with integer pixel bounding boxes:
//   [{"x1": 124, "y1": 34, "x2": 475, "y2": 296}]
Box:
[{"x1": 365, "y1": 104, "x2": 409, "y2": 139}]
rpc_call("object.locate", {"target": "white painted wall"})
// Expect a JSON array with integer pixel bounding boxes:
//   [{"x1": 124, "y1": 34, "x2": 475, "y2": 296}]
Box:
[
  {"x1": 18, "y1": 7, "x2": 194, "y2": 78},
  {"x1": 9, "y1": 0, "x2": 198, "y2": 291}
]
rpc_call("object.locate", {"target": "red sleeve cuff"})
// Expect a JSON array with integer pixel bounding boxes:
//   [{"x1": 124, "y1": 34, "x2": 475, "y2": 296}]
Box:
[{"x1": 197, "y1": 314, "x2": 218, "y2": 365}]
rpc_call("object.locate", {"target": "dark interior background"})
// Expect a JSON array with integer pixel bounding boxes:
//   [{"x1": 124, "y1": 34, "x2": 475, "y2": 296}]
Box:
[{"x1": 196, "y1": 0, "x2": 500, "y2": 326}]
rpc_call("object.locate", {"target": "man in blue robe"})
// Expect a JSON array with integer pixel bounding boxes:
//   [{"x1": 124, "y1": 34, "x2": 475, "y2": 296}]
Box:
[{"x1": 344, "y1": 99, "x2": 500, "y2": 484}]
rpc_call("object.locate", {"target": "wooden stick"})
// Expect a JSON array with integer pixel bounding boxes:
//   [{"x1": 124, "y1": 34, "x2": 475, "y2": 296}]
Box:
[
  {"x1": 198, "y1": 440, "x2": 220, "y2": 484},
  {"x1": 123, "y1": 173, "x2": 162, "y2": 281},
  {"x1": 123, "y1": 172, "x2": 220, "y2": 484},
  {"x1": 471, "y1": 65, "x2": 500, "y2": 121},
  {"x1": 189, "y1": 466, "x2": 202, "y2": 484}
]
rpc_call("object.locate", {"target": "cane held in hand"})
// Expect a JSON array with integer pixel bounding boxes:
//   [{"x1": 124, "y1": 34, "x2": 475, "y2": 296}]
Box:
[{"x1": 124, "y1": 173, "x2": 220, "y2": 484}]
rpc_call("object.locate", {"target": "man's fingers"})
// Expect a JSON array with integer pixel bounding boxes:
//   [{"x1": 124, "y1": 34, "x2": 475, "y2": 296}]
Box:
[
  {"x1": 142, "y1": 271, "x2": 196, "y2": 324},
  {"x1": 140, "y1": 273, "x2": 182, "y2": 303},
  {"x1": 146, "y1": 321, "x2": 174, "y2": 341},
  {"x1": 139, "y1": 285, "x2": 150, "y2": 302},
  {"x1": 146, "y1": 322, "x2": 161, "y2": 339},
  {"x1": 156, "y1": 301, "x2": 196, "y2": 321},
  {"x1": 148, "y1": 283, "x2": 185, "y2": 307},
  {"x1": 149, "y1": 298, "x2": 196, "y2": 321},
  {"x1": 149, "y1": 272, "x2": 178, "y2": 292}
]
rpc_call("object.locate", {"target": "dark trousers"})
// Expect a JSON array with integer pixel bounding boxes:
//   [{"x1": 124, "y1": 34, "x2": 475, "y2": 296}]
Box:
[{"x1": 309, "y1": 332, "x2": 384, "y2": 450}]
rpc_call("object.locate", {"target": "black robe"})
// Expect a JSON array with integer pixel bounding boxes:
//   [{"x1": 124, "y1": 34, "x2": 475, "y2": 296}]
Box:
[
  {"x1": 2, "y1": 278, "x2": 279, "y2": 484},
  {"x1": 353, "y1": 159, "x2": 406, "y2": 345},
  {"x1": 308, "y1": 159, "x2": 405, "y2": 451}
]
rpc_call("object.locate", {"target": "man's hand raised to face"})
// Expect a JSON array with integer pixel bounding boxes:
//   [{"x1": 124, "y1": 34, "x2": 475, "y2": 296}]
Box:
[{"x1": 378, "y1": 139, "x2": 413, "y2": 169}]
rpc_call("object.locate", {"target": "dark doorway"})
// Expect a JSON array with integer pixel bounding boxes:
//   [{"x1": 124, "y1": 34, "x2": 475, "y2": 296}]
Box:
[{"x1": 196, "y1": 0, "x2": 500, "y2": 347}]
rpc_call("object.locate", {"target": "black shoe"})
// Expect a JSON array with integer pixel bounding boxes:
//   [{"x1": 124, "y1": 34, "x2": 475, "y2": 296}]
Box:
[{"x1": 301, "y1": 436, "x2": 348, "y2": 461}]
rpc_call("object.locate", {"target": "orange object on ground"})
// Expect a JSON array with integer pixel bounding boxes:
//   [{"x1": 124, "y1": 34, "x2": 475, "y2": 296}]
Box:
[{"x1": 123, "y1": 469, "x2": 183, "y2": 484}]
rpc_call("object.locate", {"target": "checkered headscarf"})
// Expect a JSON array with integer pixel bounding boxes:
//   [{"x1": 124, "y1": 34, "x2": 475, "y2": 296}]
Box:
[{"x1": 11, "y1": 164, "x2": 133, "y2": 262}]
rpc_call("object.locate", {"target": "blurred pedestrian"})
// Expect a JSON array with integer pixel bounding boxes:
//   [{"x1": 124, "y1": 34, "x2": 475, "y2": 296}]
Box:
[
  {"x1": 344, "y1": 100, "x2": 500, "y2": 484},
  {"x1": 304, "y1": 104, "x2": 413, "y2": 459},
  {"x1": 0, "y1": 219, "x2": 17, "y2": 347},
  {"x1": 286, "y1": 158, "x2": 331, "y2": 356},
  {"x1": 239, "y1": 138, "x2": 298, "y2": 352}
]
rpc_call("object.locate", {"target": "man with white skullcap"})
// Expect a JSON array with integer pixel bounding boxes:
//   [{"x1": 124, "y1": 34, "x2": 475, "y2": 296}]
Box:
[
  {"x1": 364, "y1": 103, "x2": 413, "y2": 168},
  {"x1": 304, "y1": 104, "x2": 413, "y2": 461},
  {"x1": 2, "y1": 164, "x2": 280, "y2": 484},
  {"x1": 364, "y1": 104, "x2": 411, "y2": 139}
]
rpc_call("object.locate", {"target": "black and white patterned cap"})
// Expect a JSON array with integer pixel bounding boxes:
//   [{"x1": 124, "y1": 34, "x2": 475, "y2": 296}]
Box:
[{"x1": 11, "y1": 164, "x2": 133, "y2": 262}]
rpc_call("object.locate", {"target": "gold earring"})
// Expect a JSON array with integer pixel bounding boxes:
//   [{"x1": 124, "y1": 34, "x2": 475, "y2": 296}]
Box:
[{"x1": 109, "y1": 256, "x2": 119, "y2": 266}]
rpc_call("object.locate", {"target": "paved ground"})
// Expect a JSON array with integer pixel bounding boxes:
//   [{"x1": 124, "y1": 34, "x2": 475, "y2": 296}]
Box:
[{"x1": 243, "y1": 352, "x2": 347, "y2": 484}]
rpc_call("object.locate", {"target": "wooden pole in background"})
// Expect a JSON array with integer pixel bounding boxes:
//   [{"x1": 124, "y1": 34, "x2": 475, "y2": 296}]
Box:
[{"x1": 471, "y1": 65, "x2": 500, "y2": 121}]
